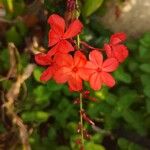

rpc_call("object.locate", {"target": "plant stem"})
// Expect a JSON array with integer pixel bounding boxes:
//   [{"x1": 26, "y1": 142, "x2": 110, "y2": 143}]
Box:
[
  {"x1": 75, "y1": 0, "x2": 84, "y2": 147},
  {"x1": 79, "y1": 92, "x2": 84, "y2": 146}
]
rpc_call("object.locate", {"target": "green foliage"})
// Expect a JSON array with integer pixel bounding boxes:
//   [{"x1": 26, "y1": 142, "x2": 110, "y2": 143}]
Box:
[
  {"x1": 85, "y1": 142, "x2": 105, "y2": 150},
  {"x1": 82, "y1": 0, "x2": 104, "y2": 16},
  {"x1": 0, "y1": 1, "x2": 150, "y2": 150}
]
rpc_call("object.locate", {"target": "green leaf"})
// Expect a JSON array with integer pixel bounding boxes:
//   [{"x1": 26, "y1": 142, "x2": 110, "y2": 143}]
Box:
[
  {"x1": 123, "y1": 110, "x2": 146, "y2": 135},
  {"x1": 21, "y1": 111, "x2": 50, "y2": 123},
  {"x1": 146, "y1": 99, "x2": 150, "y2": 113},
  {"x1": 0, "y1": 48, "x2": 10, "y2": 70},
  {"x1": 82, "y1": 0, "x2": 104, "y2": 16},
  {"x1": 141, "y1": 74, "x2": 150, "y2": 87},
  {"x1": 112, "y1": 91, "x2": 137, "y2": 118},
  {"x1": 46, "y1": 80, "x2": 63, "y2": 91},
  {"x1": 33, "y1": 85, "x2": 51, "y2": 104},
  {"x1": 140, "y1": 32, "x2": 150, "y2": 48},
  {"x1": 118, "y1": 138, "x2": 129, "y2": 150},
  {"x1": 6, "y1": 26, "x2": 22, "y2": 45},
  {"x1": 33, "y1": 66, "x2": 44, "y2": 82},
  {"x1": 16, "y1": 21, "x2": 28, "y2": 37},
  {"x1": 85, "y1": 142, "x2": 105, "y2": 150},
  {"x1": 139, "y1": 45, "x2": 150, "y2": 58},
  {"x1": 114, "y1": 66, "x2": 132, "y2": 84},
  {"x1": 144, "y1": 85, "x2": 150, "y2": 98},
  {"x1": 140, "y1": 63, "x2": 150, "y2": 73}
]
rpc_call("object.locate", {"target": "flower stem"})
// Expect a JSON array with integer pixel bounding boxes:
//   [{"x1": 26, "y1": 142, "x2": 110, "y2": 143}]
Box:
[
  {"x1": 79, "y1": 92, "x2": 84, "y2": 146},
  {"x1": 75, "y1": 0, "x2": 84, "y2": 147}
]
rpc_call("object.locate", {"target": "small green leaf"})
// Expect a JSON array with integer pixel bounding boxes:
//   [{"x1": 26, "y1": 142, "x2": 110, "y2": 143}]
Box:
[
  {"x1": 144, "y1": 85, "x2": 150, "y2": 98},
  {"x1": 85, "y1": 142, "x2": 105, "y2": 150},
  {"x1": 140, "y1": 63, "x2": 150, "y2": 73},
  {"x1": 141, "y1": 74, "x2": 150, "y2": 87},
  {"x1": 22, "y1": 111, "x2": 50, "y2": 123},
  {"x1": 112, "y1": 91, "x2": 137, "y2": 118},
  {"x1": 82, "y1": 0, "x2": 104, "y2": 16},
  {"x1": 33, "y1": 66, "x2": 44, "y2": 82},
  {"x1": 16, "y1": 21, "x2": 28, "y2": 37},
  {"x1": 123, "y1": 110, "x2": 146, "y2": 135},
  {"x1": 146, "y1": 99, "x2": 150, "y2": 113},
  {"x1": 118, "y1": 138, "x2": 129, "y2": 150},
  {"x1": 6, "y1": 26, "x2": 22, "y2": 45},
  {"x1": 114, "y1": 66, "x2": 132, "y2": 83},
  {"x1": 140, "y1": 32, "x2": 150, "y2": 48},
  {"x1": 33, "y1": 85, "x2": 51, "y2": 104}
]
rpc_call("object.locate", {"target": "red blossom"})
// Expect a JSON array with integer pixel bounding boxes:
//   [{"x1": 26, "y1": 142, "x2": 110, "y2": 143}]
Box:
[
  {"x1": 35, "y1": 53, "x2": 58, "y2": 82},
  {"x1": 104, "y1": 32, "x2": 129, "y2": 63},
  {"x1": 81, "y1": 50, "x2": 119, "y2": 90},
  {"x1": 54, "y1": 51, "x2": 87, "y2": 91},
  {"x1": 47, "y1": 14, "x2": 83, "y2": 56}
]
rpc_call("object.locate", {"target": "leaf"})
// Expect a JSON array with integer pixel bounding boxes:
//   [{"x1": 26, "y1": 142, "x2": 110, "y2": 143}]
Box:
[
  {"x1": 126, "y1": 40, "x2": 139, "y2": 52},
  {"x1": 114, "y1": 66, "x2": 132, "y2": 84},
  {"x1": 21, "y1": 111, "x2": 50, "y2": 123},
  {"x1": 112, "y1": 91, "x2": 137, "y2": 118},
  {"x1": 85, "y1": 142, "x2": 105, "y2": 150},
  {"x1": 140, "y1": 63, "x2": 150, "y2": 73},
  {"x1": 0, "y1": 48, "x2": 10, "y2": 70},
  {"x1": 146, "y1": 99, "x2": 150, "y2": 113},
  {"x1": 140, "y1": 32, "x2": 150, "y2": 48},
  {"x1": 5, "y1": 26, "x2": 22, "y2": 45},
  {"x1": 117, "y1": 138, "x2": 129, "y2": 150},
  {"x1": 144, "y1": 85, "x2": 150, "y2": 98},
  {"x1": 139, "y1": 45, "x2": 150, "y2": 58},
  {"x1": 33, "y1": 66, "x2": 44, "y2": 82},
  {"x1": 123, "y1": 110, "x2": 146, "y2": 135},
  {"x1": 141, "y1": 74, "x2": 150, "y2": 87},
  {"x1": 33, "y1": 85, "x2": 51, "y2": 105},
  {"x1": 82, "y1": 0, "x2": 104, "y2": 16},
  {"x1": 16, "y1": 21, "x2": 28, "y2": 37},
  {"x1": 46, "y1": 80, "x2": 63, "y2": 91}
]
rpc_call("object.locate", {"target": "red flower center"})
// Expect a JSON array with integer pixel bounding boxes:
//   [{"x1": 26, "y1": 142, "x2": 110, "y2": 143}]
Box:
[
  {"x1": 97, "y1": 67, "x2": 102, "y2": 72},
  {"x1": 72, "y1": 67, "x2": 78, "y2": 72}
]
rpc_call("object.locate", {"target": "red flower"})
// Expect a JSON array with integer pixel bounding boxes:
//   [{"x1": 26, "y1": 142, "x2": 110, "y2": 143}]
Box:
[
  {"x1": 35, "y1": 53, "x2": 58, "y2": 82},
  {"x1": 104, "y1": 32, "x2": 128, "y2": 63},
  {"x1": 47, "y1": 14, "x2": 83, "y2": 56},
  {"x1": 82, "y1": 50, "x2": 119, "y2": 90},
  {"x1": 54, "y1": 51, "x2": 87, "y2": 91}
]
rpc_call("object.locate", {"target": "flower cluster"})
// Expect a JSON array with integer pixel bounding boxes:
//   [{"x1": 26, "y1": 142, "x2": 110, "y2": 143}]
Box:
[{"x1": 35, "y1": 14, "x2": 128, "y2": 91}]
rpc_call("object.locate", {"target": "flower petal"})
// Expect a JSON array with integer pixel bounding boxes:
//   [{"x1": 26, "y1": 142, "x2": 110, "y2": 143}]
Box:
[
  {"x1": 63, "y1": 20, "x2": 83, "y2": 39},
  {"x1": 48, "y1": 29, "x2": 61, "y2": 47},
  {"x1": 58, "y1": 40, "x2": 74, "y2": 53},
  {"x1": 102, "y1": 58, "x2": 119, "y2": 72},
  {"x1": 104, "y1": 44, "x2": 113, "y2": 58},
  {"x1": 40, "y1": 66, "x2": 54, "y2": 82},
  {"x1": 85, "y1": 61, "x2": 98, "y2": 70},
  {"x1": 101, "y1": 72, "x2": 115, "y2": 87},
  {"x1": 47, "y1": 40, "x2": 74, "y2": 57},
  {"x1": 47, "y1": 44, "x2": 59, "y2": 57},
  {"x1": 74, "y1": 51, "x2": 87, "y2": 67},
  {"x1": 113, "y1": 45, "x2": 129, "y2": 63},
  {"x1": 78, "y1": 68, "x2": 92, "y2": 81},
  {"x1": 54, "y1": 67, "x2": 71, "y2": 83},
  {"x1": 35, "y1": 53, "x2": 51, "y2": 66},
  {"x1": 48, "y1": 14, "x2": 65, "y2": 35},
  {"x1": 54, "y1": 53, "x2": 73, "y2": 67},
  {"x1": 78, "y1": 61, "x2": 97, "y2": 80},
  {"x1": 110, "y1": 32, "x2": 126, "y2": 45},
  {"x1": 68, "y1": 73, "x2": 82, "y2": 91},
  {"x1": 89, "y1": 72, "x2": 102, "y2": 90},
  {"x1": 89, "y1": 50, "x2": 103, "y2": 67}
]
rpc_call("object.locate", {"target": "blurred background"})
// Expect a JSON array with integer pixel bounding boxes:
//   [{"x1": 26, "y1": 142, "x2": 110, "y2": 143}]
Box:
[{"x1": 0, "y1": 0, "x2": 150, "y2": 150}]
